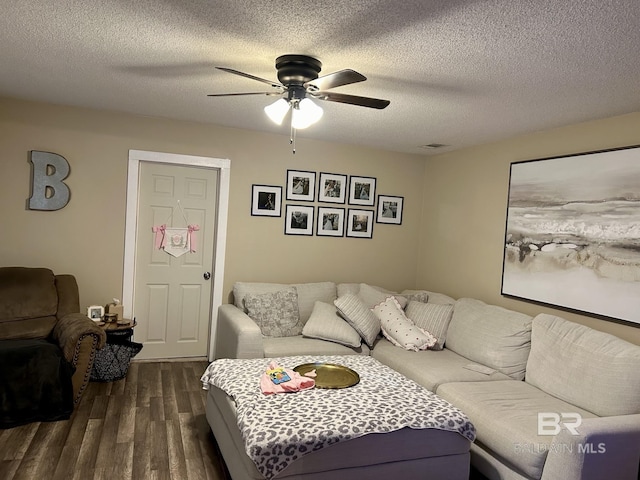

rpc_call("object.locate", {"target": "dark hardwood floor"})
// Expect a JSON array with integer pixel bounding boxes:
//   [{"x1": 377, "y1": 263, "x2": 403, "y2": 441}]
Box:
[
  {"x1": 0, "y1": 360, "x2": 230, "y2": 480},
  {"x1": 1, "y1": 360, "x2": 489, "y2": 480}
]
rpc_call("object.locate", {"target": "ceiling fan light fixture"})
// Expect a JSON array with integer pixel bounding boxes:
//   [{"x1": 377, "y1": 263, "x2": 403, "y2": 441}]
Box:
[
  {"x1": 291, "y1": 98, "x2": 323, "y2": 129},
  {"x1": 264, "y1": 98, "x2": 290, "y2": 125}
]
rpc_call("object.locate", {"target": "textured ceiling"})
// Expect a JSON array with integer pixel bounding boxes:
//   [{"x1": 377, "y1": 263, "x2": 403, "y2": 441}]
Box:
[{"x1": 2, "y1": 1, "x2": 639, "y2": 155}]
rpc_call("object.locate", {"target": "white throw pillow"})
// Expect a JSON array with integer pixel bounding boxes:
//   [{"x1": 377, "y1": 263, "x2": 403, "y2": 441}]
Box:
[
  {"x1": 372, "y1": 297, "x2": 437, "y2": 352},
  {"x1": 405, "y1": 301, "x2": 454, "y2": 350},
  {"x1": 302, "y1": 301, "x2": 362, "y2": 348},
  {"x1": 244, "y1": 288, "x2": 303, "y2": 337},
  {"x1": 334, "y1": 293, "x2": 380, "y2": 347}
]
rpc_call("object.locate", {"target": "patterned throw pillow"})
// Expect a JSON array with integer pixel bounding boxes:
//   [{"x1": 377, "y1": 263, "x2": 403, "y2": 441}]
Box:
[
  {"x1": 405, "y1": 301, "x2": 454, "y2": 350},
  {"x1": 302, "y1": 301, "x2": 362, "y2": 348},
  {"x1": 372, "y1": 297, "x2": 437, "y2": 352},
  {"x1": 334, "y1": 293, "x2": 381, "y2": 347},
  {"x1": 244, "y1": 288, "x2": 303, "y2": 337},
  {"x1": 400, "y1": 290, "x2": 430, "y2": 304}
]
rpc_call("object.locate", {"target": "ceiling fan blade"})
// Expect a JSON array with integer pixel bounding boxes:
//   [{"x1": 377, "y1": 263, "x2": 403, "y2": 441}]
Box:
[
  {"x1": 216, "y1": 67, "x2": 282, "y2": 88},
  {"x1": 305, "y1": 69, "x2": 366, "y2": 91},
  {"x1": 313, "y1": 91, "x2": 390, "y2": 109},
  {"x1": 207, "y1": 92, "x2": 282, "y2": 97}
]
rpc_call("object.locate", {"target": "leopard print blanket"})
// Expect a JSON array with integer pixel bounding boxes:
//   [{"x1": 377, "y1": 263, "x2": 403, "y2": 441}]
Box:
[{"x1": 201, "y1": 355, "x2": 475, "y2": 479}]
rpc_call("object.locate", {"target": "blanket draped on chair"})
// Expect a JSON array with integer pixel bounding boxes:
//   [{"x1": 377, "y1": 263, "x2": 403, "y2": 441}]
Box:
[{"x1": 0, "y1": 339, "x2": 74, "y2": 428}]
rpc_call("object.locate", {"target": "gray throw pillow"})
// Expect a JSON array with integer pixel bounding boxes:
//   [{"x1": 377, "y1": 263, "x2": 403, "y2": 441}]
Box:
[
  {"x1": 334, "y1": 293, "x2": 380, "y2": 347},
  {"x1": 302, "y1": 301, "x2": 361, "y2": 348},
  {"x1": 244, "y1": 288, "x2": 303, "y2": 337},
  {"x1": 400, "y1": 290, "x2": 430, "y2": 304},
  {"x1": 405, "y1": 301, "x2": 454, "y2": 350}
]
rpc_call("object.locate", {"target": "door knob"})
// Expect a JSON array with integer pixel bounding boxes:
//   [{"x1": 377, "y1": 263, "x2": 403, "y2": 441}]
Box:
[{"x1": 203, "y1": 272, "x2": 211, "y2": 280}]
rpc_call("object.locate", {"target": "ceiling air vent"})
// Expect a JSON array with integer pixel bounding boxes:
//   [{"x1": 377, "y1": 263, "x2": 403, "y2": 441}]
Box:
[{"x1": 419, "y1": 143, "x2": 449, "y2": 149}]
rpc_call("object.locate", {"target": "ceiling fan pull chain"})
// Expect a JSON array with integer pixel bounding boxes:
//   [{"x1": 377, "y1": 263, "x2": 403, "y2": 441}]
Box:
[{"x1": 290, "y1": 116, "x2": 297, "y2": 154}]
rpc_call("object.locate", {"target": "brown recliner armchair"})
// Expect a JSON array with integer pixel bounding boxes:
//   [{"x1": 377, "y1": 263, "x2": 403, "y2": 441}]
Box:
[{"x1": 0, "y1": 267, "x2": 106, "y2": 407}]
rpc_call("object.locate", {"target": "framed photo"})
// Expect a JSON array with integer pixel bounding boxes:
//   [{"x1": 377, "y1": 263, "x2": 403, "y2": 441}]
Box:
[
  {"x1": 317, "y1": 207, "x2": 345, "y2": 237},
  {"x1": 346, "y1": 209, "x2": 374, "y2": 239},
  {"x1": 501, "y1": 144, "x2": 640, "y2": 326},
  {"x1": 376, "y1": 195, "x2": 404, "y2": 225},
  {"x1": 318, "y1": 172, "x2": 347, "y2": 204},
  {"x1": 348, "y1": 176, "x2": 376, "y2": 206},
  {"x1": 286, "y1": 169, "x2": 316, "y2": 202},
  {"x1": 251, "y1": 185, "x2": 282, "y2": 217},
  {"x1": 284, "y1": 205, "x2": 314, "y2": 236},
  {"x1": 87, "y1": 305, "x2": 104, "y2": 321}
]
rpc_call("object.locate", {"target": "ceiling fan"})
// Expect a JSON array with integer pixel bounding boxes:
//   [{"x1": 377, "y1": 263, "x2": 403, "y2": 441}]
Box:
[{"x1": 208, "y1": 54, "x2": 390, "y2": 151}]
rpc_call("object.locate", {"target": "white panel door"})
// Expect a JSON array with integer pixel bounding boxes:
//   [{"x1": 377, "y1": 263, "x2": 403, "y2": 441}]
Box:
[{"x1": 133, "y1": 161, "x2": 218, "y2": 359}]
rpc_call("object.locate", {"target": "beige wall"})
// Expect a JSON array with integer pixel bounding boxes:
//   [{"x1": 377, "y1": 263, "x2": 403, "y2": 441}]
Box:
[
  {"x1": 419, "y1": 112, "x2": 640, "y2": 345},
  {"x1": 3, "y1": 96, "x2": 638, "y2": 346},
  {"x1": 0, "y1": 97, "x2": 425, "y2": 314}
]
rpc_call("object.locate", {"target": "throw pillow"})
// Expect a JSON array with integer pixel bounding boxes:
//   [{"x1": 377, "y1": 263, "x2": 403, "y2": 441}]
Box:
[
  {"x1": 400, "y1": 290, "x2": 429, "y2": 304},
  {"x1": 372, "y1": 296, "x2": 437, "y2": 352},
  {"x1": 405, "y1": 301, "x2": 454, "y2": 350},
  {"x1": 302, "y1": 301, "x2": 361, "y2": 348},
  {"x1": 244, "y1": 288, "x2": 303, "y2": 337},
  {"x1": 403, "y1": 289, "x2": 456, "y2": 305},
  {"x1": 358, "y1": 283, "x2": 407, "y2": 309},
  {"x1": 334, "y1": 293, "x2": 380, "y2": 347}
]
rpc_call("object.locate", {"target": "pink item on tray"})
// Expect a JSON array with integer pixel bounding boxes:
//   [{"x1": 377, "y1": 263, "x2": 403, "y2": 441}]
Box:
[{"x1": 260, "y1": 361, "x2": 315, "y2": 395}]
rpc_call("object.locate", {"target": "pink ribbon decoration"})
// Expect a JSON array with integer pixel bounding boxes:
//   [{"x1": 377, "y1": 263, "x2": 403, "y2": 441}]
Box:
[
  {"x1": 152, "y1": 224, "x2": 199, "y2": 253},
  {"x1": 187, "y1": 224, "x2": 200, "y2": 252},
  {"x1": 152, "y1": 224, "x2": 167, "y2": 249}
]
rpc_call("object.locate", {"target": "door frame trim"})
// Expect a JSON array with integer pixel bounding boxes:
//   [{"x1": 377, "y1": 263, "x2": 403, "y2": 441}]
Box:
[{"x1": 123, "y1": 149, "x2": 230, "y2": 361}]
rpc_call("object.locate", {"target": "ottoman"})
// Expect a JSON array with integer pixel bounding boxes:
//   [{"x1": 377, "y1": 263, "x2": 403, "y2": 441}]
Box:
[{"x1": 202, "y1": 355, "x2": 475, "y2": 480}]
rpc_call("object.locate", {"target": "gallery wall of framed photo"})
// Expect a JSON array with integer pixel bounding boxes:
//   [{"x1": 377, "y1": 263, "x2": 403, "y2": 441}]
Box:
[{"x1": 250, "y1": 169, "x2": 404, "y2": 239}]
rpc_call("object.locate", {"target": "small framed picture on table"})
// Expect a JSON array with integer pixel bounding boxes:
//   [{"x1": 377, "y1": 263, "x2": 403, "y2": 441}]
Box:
[{"x1": 87, "y1": 305, "x2": 104, "y2": 321}]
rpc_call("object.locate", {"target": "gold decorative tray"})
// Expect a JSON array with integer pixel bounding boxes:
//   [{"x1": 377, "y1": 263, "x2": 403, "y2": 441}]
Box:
[{"x1": 293, "y1": 363, "x2": 360, "y2": 389}]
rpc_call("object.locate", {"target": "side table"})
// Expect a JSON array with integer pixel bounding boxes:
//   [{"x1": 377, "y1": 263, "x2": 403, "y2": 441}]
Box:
[{"x1": 90, "y1": 319, "x2": 143, "y2": 382}]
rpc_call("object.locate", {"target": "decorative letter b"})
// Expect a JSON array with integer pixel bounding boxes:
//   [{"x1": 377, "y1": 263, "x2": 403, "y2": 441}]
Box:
[{"x1": 28, "y1": 151, "x2": 71, "y2": 210}]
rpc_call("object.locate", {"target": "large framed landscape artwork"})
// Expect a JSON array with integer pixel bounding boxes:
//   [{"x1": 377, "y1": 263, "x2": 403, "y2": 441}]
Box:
[{"x1": 501, "y1": 145, "x2": 640, "y2": 326}]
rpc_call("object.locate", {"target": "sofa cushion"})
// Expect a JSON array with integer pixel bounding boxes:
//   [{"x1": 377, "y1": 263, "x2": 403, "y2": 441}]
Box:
[
  {"x1": 371, "y1": 338, "x2": 512, "y2": 392},
  {"x1": 263, "y1": 336, "x2": 369, "y2": 357},
  {"x1": 302, "y1": 301, "x2": 361, "y2": 348},
  {"x1": 233, "y1": 282, "x2": 337, "y2": 323},
  {"x1": 526, "y1": 314, "x2": 640, "y2": 417},
  {"x1": 436, "y1": 380, "x2": 597, "y2": 480},
  {"x1": 373, "y1": 297, "x2": 436, "y2": 351},
  {"x1": 446, "y1": 298, "x2": 532, "y2": 380},
  {"x1": 334, "y1": 293, "x2": 380, "y2": 347},
  {"x1": 244, "y1": 288, "x2": 303, "y2": 337},
  {"x1": 336, "y1": 283, "x2": 394, "y2": 298},
  {"x1": 405, "y1": 301, "x2": 454, "y2": 350},
  {"x1": 358, "y1": 283, "x2": 407, "y2": 309}
]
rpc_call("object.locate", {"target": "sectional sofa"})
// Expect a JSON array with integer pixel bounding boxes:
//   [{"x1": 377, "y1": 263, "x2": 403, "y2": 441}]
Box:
[{"x1": 213, "y1": 281, "x2": 640, "y2": 480}]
